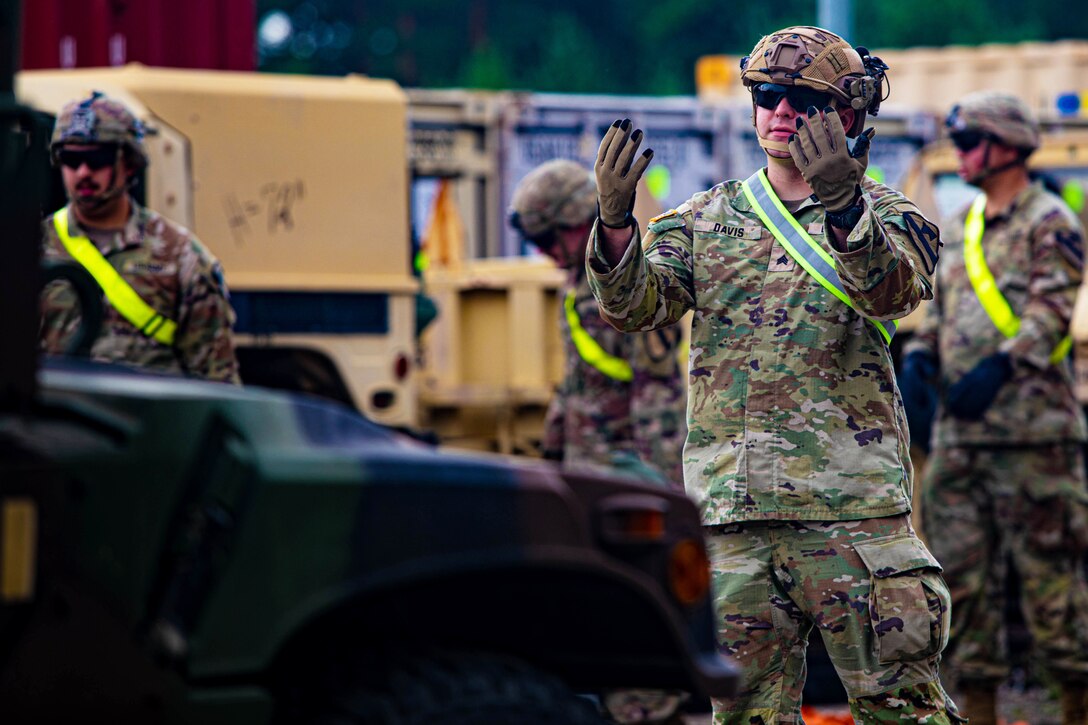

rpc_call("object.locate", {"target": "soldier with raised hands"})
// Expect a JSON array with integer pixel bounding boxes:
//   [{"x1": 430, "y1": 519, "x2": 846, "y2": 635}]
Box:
[{"x1": 587, "y1": 25, "x2": 960, "y2": 724}]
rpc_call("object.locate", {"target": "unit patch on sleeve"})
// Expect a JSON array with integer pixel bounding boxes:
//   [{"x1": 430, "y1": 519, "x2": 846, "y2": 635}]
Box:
[{"x1": 903, "y1": 212, "x2": 941, "y2": 275}]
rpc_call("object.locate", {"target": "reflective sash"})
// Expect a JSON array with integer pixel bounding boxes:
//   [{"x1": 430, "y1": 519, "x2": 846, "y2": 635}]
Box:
[
  {"x1": 52, "y1": 210, "x2": 177, "y2": 346},
  {"x1": 964, "y1": 194, "x2": 1071, "y2": 364},
  {"x1": 564, "y1": 290, "x2": 633, "y2": 382},
  {"x1": 741, "y1": 169, "x2": 897, "y2": 344}
]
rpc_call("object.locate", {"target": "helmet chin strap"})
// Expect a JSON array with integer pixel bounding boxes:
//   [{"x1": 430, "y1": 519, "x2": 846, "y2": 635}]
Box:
[
  {"x1": 71, "y1": 155, "x2": 130, "y2": 214},
  {"x1": 758, "y1": 136, "x2": 790, "y2": 153},
  {"x1": 965, "y1": 141, "x2": 1024, "y2": 186},
  {"x1": 758, "y1": 135, "x2": 796, "y2": 165}
]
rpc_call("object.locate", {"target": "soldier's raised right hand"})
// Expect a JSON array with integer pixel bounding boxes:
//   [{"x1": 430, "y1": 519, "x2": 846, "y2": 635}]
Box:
[
  {"x1": 595, "y1": 118, "x2": 653, "y2": 228},
  {"x1": 788, "y1": 107, "x2": 875, "y2": 213}
]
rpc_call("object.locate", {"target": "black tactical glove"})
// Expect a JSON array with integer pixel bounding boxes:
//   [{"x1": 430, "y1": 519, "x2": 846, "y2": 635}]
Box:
[
  {"x1": 897, "y1": 351, "x2": 938, "y2": 452},
  {"x1": 788, "y1": 107, "x2": 875, "y2": 213},
  {"x1": 595, "y1": 118, "x2": 653, "y2": 228},
  {"x1": 945, "y1": 352, "x2": 1013, "y2": 421}
]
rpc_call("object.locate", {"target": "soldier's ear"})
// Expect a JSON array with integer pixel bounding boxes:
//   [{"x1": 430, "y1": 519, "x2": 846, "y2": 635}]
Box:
[
  {"x1": 121, "y1": 148, "x2": 143, "y2": 178},
  {"x1": 837, "y1": 106, "x2": 857, "y2": 135}
]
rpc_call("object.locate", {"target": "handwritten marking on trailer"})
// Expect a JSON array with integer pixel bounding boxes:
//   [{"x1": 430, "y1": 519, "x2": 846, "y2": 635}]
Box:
[{"x1": 223, "y1": 180, "x2": 306, "y2": 245}]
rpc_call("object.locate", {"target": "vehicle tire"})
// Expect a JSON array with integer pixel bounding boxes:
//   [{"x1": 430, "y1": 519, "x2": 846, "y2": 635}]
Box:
[{"x1": 305, "y1": 651, "x2": 609, "y2": 725}]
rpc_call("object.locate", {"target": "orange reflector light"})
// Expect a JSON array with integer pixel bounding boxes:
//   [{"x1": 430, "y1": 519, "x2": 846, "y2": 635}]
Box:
[
  {"x1": 393, "y1": 353, "x2": 411, "y2": 381},
  {"x1": 597, "y1": 494, "x2": 670, "y2": 544},
  {"x1": 669, "y1": 539, "x2": 711, "y2": 606},
  {"x1": 623, "y1": 509, "x2": 666, "y2": 540}
]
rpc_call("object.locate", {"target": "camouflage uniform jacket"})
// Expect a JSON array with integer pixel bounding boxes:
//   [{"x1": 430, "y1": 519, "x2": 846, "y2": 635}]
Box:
[
  {"x1": 543, "y1": 268, "x2": 687, "y2": 486},
  {"x1": 40, "y1": 202, "x2": 241, "y2": 384},
  {"x1": 904, "y1": 182, "x2": 1087, "y2": 446},
  {"x1": 587, "y1": 175, "x2": 941, "y2": 525}
]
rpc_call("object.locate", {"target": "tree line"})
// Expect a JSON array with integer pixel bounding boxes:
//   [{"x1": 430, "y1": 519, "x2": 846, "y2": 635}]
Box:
[{"x1": 257, "y1": 0, "x2": 1088, "y2": 94}]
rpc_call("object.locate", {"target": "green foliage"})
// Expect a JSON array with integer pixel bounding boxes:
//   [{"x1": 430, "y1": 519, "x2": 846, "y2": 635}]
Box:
[
  {"x1": 459, "y1": 43, "x2": 512, "y2": 89},
  {"x1": 257, "y1": 0, "x2": 1088, "y2": 93}
]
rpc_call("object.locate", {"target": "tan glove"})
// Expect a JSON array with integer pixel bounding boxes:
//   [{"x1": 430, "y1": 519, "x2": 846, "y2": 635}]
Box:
[
  {"x1": 595, "y1": 118, "x2": 654, "y2": 228},
  {"x1": 788, "y1": 107, "x2": 875, "y2": 213}
]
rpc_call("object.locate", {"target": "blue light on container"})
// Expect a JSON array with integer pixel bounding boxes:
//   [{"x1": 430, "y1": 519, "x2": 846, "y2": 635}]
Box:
[{"x1": 1056, "y1": 92, "x2": 1081, "y2": 116}]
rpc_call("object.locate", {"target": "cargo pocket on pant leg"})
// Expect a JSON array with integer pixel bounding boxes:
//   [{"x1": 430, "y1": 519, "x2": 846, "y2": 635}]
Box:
[{"x1": 854, "y1": 533, "x2": 951, "y2": 665}]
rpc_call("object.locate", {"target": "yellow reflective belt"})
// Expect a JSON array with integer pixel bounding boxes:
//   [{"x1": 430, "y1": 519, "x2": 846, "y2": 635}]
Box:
[
  {"x1": 564, "y1": 290, "x2": 633, "y2": 382},
  {"x1": 52, "y1": 211, "x2": 177, "y2": 346},
  {"x1": 742, "y1": 169, "x2": 897, "y2": 344},
  {"x1": 964, "y1": 195, "x2": 1070, "y2": 365}
]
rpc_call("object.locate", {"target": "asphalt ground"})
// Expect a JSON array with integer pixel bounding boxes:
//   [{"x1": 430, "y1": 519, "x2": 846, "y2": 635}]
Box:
[{"x1": 680, "y1": 637, "x2": 1064, "y2": 724}]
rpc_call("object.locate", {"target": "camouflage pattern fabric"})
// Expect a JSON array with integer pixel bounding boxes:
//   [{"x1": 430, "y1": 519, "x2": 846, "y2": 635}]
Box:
[
  {"x1": 509, "y1": 160, "x2": 596, "y2": 239},
  {"x1": 40, "y1": 203, "x2": 241, "y2": 384},
  {"x1": 946, "y1": 91, "x2": 1040, "y2": 153},
  {"x1": 904, "y1": 183, "x2": 1087, "y2": 446},
  {"x1": 51, "y1": 92, "x2": 149, "y2": 168},
  {"x1": 922, "y1": 444, "x2": 1088, "y2": 684},
  {"x1": 586, "y1": 175, "x2": 940, "y2": 524},
  {"x1": 543, "y1": 270, "x2": 686, "y2": 489},
  {"x1": 706, "y1": 514, "x2": 964, "y2": 724}
]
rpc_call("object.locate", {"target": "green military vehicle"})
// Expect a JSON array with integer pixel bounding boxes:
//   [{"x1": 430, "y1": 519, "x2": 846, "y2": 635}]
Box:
[
  {"x1": 1, "y1": 357, "x2": 737, "y2": 723},
  {"x1": 0, "y1": 4, "x2": 736, "y2": 723}
]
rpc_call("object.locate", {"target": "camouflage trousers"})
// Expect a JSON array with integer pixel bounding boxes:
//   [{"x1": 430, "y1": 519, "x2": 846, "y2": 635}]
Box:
[
  {"x1": 922, "y1": 443, "x2": 1088, "y2": 685},
  {"x1": 705, "y1": 515, "x2": 964, "y2": 724}
]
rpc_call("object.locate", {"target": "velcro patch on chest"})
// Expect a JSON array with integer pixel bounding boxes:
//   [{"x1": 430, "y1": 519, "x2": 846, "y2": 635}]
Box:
[
  {"x1": 693, "y1": 219, "x2": 761, "y2": 239},
  {"x1": 647, "y1": 210, "x2": 687, "y2": 234},
  {"x1": 122, "y1": 261, "x2": 177, "y2": 276}
]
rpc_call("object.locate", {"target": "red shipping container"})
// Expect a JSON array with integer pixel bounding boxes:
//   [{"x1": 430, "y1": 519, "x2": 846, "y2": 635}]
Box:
[{"x1": 20, "y1": 0, "x2": 255, "y2": 71}]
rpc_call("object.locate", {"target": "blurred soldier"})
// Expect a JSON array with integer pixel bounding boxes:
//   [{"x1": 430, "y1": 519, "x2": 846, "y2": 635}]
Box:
[
  {"x1": 509, "y1": 159, "x2": 686, "y2": 489},
  {"x1": 587, "y1": 26, "x2": 962, "y2": 724},
  {"x1": 40, "y1": 92, "x2": 241, "y2": 383},
  {"x1": 902, "y1": 92, "x2": 1088, "y2": 725}
]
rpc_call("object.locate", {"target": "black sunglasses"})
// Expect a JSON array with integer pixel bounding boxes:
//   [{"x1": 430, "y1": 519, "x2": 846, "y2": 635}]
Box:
[
  {"x1": 949, "y1": 130, "x2": 990, "y2": 153},
  {"x1": 56, "y1": 145, "x2": 118, "y2": 170},
  {"x1": 530, "y1": 227, "x2": 564, "y2": 253},
  {"x1": 752, "y1": 83, "x2": 835, "y2": 113}
]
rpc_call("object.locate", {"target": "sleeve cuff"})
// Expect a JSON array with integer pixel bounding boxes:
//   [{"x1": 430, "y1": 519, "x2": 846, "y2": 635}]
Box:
[{"x1": 588, "y1": 218, "x2": 641, "y2": 285}]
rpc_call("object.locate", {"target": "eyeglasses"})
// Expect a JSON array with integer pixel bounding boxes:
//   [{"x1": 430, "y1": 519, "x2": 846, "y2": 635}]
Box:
[
  {"x1": 949, "y1": 130, "x2": 989, "y2": 153},
  {"x1": 530, "y1": 228, "x2": 561, "y2": 253},
  {"x1": 752, "y1": 83, "x2": 835, "y2": 113},
  {"x1": 56, "y1": 145, "x2": 118, "y2": 170}
]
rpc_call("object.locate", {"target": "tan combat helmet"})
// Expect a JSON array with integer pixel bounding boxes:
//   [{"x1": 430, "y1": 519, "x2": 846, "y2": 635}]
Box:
[
  {"x1": 740, "y1": 25, "x2": 888, "y2": 147},
  {"x1": 946, "y1": 91, "x2": 1040, "y2": 156},
  {"x1": 509, "y1": 159, "x2": 597, "y2": 242},
  {"x1": 50, "y1": 91, "x2": 150, "y2": 169}
]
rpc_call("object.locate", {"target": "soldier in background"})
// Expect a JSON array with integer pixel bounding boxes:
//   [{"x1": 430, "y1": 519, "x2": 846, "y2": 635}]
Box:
[
  {"x1": 40, "y1": 92, "x2": 241, "y2": 384},
  {"x1": 901, "y1": 92, "x2": 1088, "y2": 725},
  {"x1": 509, "y1": 159, "x2": 686, "y2": 489},
  {"x1": 587, "y1": 25, "x2": 962, "y2": 724}
]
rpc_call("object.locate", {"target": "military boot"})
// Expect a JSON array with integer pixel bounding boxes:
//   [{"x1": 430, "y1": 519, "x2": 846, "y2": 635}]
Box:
[
  {"x1": 959, "y1": 682, "x2": 998, "y2": 725},
  {"x1": 1061, "y1": 683, "x2": 1088, "y2": 725}
]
